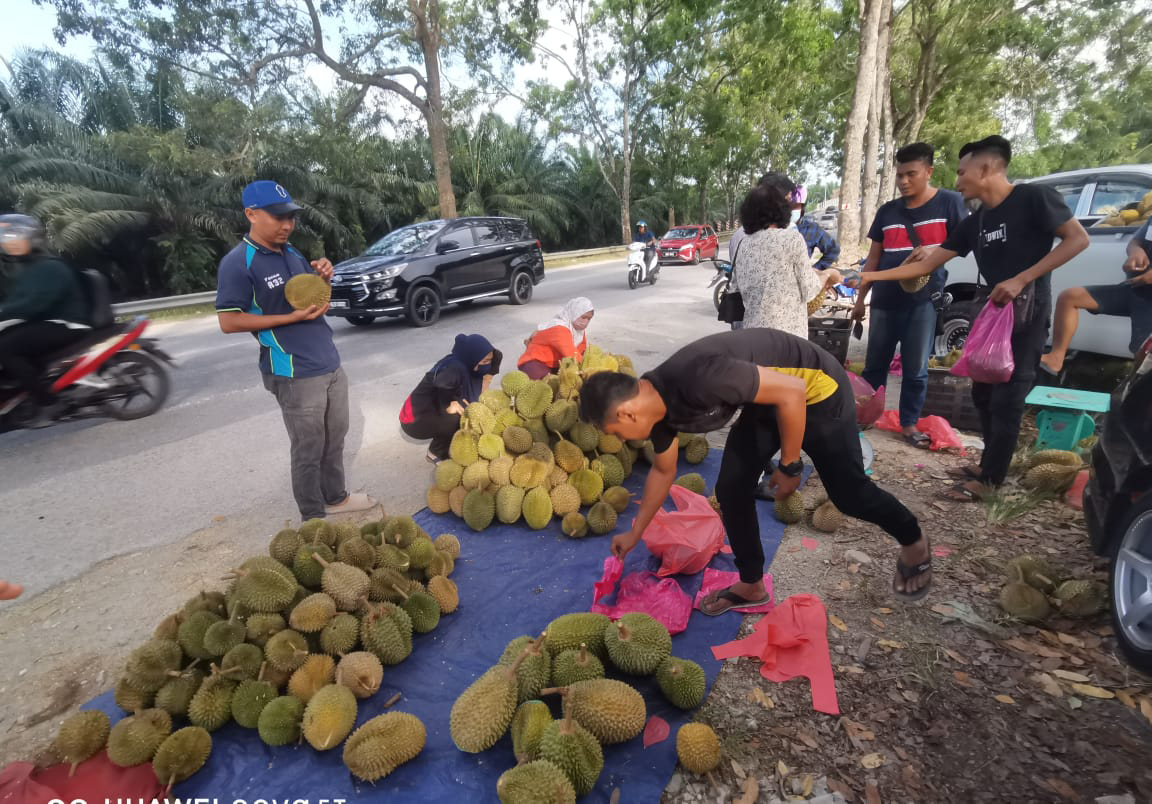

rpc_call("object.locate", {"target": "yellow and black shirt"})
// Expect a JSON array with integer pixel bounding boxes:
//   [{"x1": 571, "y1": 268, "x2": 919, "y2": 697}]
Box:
[{"x1": 644, "y1": 328, "x2": 845, "y2": 453}]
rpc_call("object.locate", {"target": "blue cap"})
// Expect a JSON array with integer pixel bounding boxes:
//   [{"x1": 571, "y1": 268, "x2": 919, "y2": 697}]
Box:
[{"x1": 242, "y1": 181, "x2": 303, "y2": 214}]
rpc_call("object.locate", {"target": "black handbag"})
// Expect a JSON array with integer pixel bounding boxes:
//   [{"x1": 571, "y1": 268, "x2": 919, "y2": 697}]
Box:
[{"x1": 717, "y1": 240, "x2": 745, "y2": 324}]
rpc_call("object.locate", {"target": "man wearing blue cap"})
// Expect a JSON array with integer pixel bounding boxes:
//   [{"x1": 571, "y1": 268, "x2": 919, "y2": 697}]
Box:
[{"x1": 215, "y1": 181, "x2": 376, "y2": 521}]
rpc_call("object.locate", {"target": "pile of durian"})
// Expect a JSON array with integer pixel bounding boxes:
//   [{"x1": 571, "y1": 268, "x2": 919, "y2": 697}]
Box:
[
  {"x1": 771, "y1": 491, "x2": 843, "y2": 534},
  {"x1": 447, "y1": 610, "x2": 723, "y2": 802},
  {"x1": 1096, "y1": 191, "x2": 1152, "y2": 227},
  {"x1": 51, "y1": 515, "x2": 460, "y2": 791},
  {"x1": 430, "y1": 347, "x2": 711, "y2": 536},
  {"x1": 927, "y1": 348, "x2": 963, "y2": 370},
  {"x1": 997, "y1": 554, "x2": 1107, "y2": 623},
  {"x1": 1015, "y1": 448, "x2": 1086, "y2": 494}
]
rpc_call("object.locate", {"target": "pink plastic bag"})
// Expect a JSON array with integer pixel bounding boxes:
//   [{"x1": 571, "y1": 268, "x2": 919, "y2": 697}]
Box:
[
  {"x1": 642, "y1": 485, "x2": 726, "y2": 577},
  {"x1": 848, "y1": 372, "x2": 886, "y2": 428},
  {"x1": 591, "y1": 556, "x2": 693, "y2": 634},
  {"x1": 951, "y1": 301, "x2": 1015, "y2": 384}
]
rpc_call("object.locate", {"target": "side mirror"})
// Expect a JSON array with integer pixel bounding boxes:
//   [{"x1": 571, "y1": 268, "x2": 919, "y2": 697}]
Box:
[{"x1": 436, "y1": 240, "x2": 459, "y2": 254}]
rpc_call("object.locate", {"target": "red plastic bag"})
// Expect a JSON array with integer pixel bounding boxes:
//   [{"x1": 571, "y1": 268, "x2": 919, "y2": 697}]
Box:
[
  {"x1": 874, "y1": 411, "x2": 964, "y2": 451},
  {"x1": 642, "y1": 485, "x2": 726, "y2": 577},
  {"x1": 848, "y1": 372, "x2": 886, "y2": 428},
  {"x1": 591, "y1": 557, "x2": 693, "y2": 634},
  {"x1": 951, "y1": 300, "x2": 1015, "y2": 384}
]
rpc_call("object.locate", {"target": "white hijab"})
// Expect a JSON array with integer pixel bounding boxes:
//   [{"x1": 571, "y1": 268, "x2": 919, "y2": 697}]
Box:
[{"x1": 540, "y1": 296, "x2": 594, "y2": 344}]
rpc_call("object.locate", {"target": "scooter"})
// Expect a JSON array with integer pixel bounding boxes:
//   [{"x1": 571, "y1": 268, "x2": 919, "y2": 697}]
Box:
[
  {"x1": 0, "y1": 317, "x2": 175, "y2": 433},
  {"x1": 709, "y1": 258, "x2": 732, "y2": 311},
  {"x1": 626, "y1": 243, "x2": 660, "y2": 289}
]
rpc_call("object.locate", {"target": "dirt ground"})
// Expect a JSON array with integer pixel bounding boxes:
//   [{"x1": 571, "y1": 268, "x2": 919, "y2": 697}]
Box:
[{"x1": 3, "y1": 425, "x2": 1151, "y2": 803}]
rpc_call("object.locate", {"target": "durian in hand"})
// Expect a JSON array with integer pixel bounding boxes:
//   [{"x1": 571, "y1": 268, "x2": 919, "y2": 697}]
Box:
[
  {"x1": 284, "y1": 273, "x2": 332, "y2": 311},
  {"x1": 774, "y1": 491, "x2": 804, "y2": 524}
]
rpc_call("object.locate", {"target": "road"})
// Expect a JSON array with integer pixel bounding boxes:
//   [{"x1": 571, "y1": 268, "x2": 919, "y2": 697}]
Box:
[{"x1": 0, "y1": 257, "x2": 732, "y2": 599}]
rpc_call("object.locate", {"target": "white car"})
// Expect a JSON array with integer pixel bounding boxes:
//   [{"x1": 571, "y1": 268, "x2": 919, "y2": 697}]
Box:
[{"x1": 936, "y1": 164, "x2": 1152, "y2": 359}]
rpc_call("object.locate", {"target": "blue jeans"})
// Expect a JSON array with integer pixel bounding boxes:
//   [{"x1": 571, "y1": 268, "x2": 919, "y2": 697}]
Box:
[{"x1": 863, "y1": 303, "x2": 936, "y2": 428}]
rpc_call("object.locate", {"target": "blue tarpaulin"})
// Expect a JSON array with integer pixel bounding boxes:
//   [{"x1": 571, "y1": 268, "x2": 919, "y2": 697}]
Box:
[{"x1": 83, "y1": 449, "x2": 791, "y2": 802}]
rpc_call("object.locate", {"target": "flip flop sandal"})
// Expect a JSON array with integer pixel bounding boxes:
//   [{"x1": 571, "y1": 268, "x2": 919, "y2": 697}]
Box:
[
  {"x1": 699, "y1": 586, "x2": 773, "y2": 617},
  {"x1": 425, "y1": 451, "x2": 440, "y2": 464},
  {"x1": 936, "y1": 482, "x2": 985, "y2": 503},
  {"x1": 945, "y1": 465, "x2": 982, "y2": 480},
  {"x1": 892, "y1": 556, "x2": 932, "y2": 602},
  {"x1": 902, "y1": 432, "x2": 931, "y2": 449}
]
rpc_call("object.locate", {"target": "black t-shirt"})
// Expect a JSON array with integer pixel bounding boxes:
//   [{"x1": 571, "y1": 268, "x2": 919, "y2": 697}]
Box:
[
  {"x1": 867, "y1": 189, "x2": 967, "y2": 309},
  {"x1": 408, "y1": 361, "x2": 470, "y2": 421},
  {"x1": 941, "y1": 183, "x2": 1073, "y2": 312},
  {"x1": 642, "y1": 329, "x2": 846, "y2": 453}
]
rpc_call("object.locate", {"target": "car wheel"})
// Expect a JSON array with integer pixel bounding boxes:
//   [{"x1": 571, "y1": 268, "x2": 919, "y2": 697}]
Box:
[
  {"x1": 935, "y1": 300, "x2": 980, "y2": 355},
  {"x1": 690, "y1": 249, "x2": 700, "y2": 265},
  {"x1": 347, "y1": 315, "x2": 376, "y2": 327},
  {"x1": 509, "y1": 270, "x2": 533, "y2": 305},
  {"x1": 1109, "y1": 493, "x2": 1152, "y2": 672},
  {"x1": 404, "y1": 285, "x2": 441, "y2": 327}
]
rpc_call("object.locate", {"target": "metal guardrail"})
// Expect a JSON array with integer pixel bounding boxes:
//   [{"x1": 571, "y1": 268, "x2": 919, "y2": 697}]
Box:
[{"x1": 110, "y1": 232, "x2": 737, "y2": 315}]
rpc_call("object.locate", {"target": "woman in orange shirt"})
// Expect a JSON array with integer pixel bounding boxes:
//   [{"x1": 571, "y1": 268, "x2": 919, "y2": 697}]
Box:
[{"x1": 518, "y1": 297, "x2": 594, "y2": 379}]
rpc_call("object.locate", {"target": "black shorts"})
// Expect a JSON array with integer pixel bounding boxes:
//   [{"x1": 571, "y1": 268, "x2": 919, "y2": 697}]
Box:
[{"x1": 1086, "y1": 281, "x2": 1152, "y2": 354}]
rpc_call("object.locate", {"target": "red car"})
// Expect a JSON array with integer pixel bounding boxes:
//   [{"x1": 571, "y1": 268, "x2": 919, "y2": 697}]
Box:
[{"x1": 657, "y1": 225, "x2": 720, "y2": 264}]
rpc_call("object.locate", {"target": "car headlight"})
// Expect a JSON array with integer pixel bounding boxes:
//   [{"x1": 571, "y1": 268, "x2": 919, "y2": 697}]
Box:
[{"x1": 366, "y1": 263, "x2": 407, "y2": 282}]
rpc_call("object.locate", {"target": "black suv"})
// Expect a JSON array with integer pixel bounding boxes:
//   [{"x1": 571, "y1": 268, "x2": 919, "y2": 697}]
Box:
[{"x1": 327, "y1": 216, "x2": 545, "y2": 327}]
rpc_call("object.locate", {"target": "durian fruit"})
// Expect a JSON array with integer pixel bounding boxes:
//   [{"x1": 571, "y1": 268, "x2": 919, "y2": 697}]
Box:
[
  {"x1": 503, "y1": 425, "x2": 534, "y2": 455},
  {"x1": 499, "y1": 633, "x2": 552, "y2": 703},
  {"x1": 600, "y1": 486, "x2": 633, "y2": 514},
  {"x1": 541, "y1": 679, "x2": 646, "y2": 744},
  {"x1": 1022, "y1": 462, "x2": 1082, "y2": 492},
  {"x1": 510, "y1": 455, "x2": 550, "y2": 489},
  {"x1": 284, "y1": 273, "x2": 331, "y2": 310},
  {"x1": 245, "y1": 613, "x2": 286, "y2": 647},
  {"x1": 516, "y1": 381, "x2": 554, "y2": 418},
  {"x1": 684, "y1": 436, "x2": 709, "y2": 465},
  {"x1": 547, "y1": 463, "x2": 571, "y2": 489},
  {"x1": 343, "y1": 712, "x2": 426, "y2": 782},
  {"x1": 313, "y1": 554, "x2": 370, "y2": 612},
  {"x1": 107, "y1": 708, "x2": 172, "y2": 767},
  {"x1": 553, "y1": 440, "x2": 587, "y2": 474},
  {"x1": 154, "y1": 669, "x2": 204, "y2": 718},
  {"x1": 383, "y1": 515, "x2": 421, "y2": 548},
  {"x1": 604, "y1": 612, "x2": 672, "y2": 675},
  {"x1": 545, "y1": 612, "x2": 612, "y2": 658},
  {"x1": 53, "y1": 710, "x2": 110, "y2": 774},
  {"x1": 545, "y1": 399, "x2": 579, "y2": 433},
  {"x1": 435, "y1": 533, "x2": 462, "y2": 558},
  {"x1": 302, "y1": 682, "x2": 358, "y2": 751},
  {"x1": 478, "y1": 432, "x2": 506, "y2": 461},
  {"x1": 298, "y1": 518, "x2": 337, "y2": 547},
  {"x1": 360, "y1": 602, "x2": 414, "y2": 665},
  {"x1": 597, "y1": 432, "x2": 623, "y2": 454},
  {"x1": 526, "y1": 442, "x2": 555, "y2": 468},
  {"x1": 1005, "y1": 555, "x2": 1063, "y2": 593},
  {"x1": 656, "y1": 657, "x2": 707, "y2": 709},
  {"x1": 490, "y1": 454, "x2": 515, "y2": 486},
  {"x1": 183, "y1": 590, "x2": 227, "y2": 618},
  {"x1": 480, "y1": 388, "x2": 513, "y2": 412},
  {"x1": 591, "y1": 455, "x2": 625, "y2": 488},
  {"x1": 551, "y1": 643, "x2": 605, "y2": 687},
  {"x1": 673, "y1": 473, "x2": 707, "y2": 496},
  {"x1": 123, "y1": 639, "x2": 183, "y2": 693},
  {"x1": 435, "y1": 460, "x2": 465, "y2": 491},
  {"x1": 570, "y1": 468, "x2": 605, "y2": 506},
  {"x1": 562, "y1": 512, "x2": 589, "y2": 539},
  {"x1": 406, "y1": 538, "x2": 437, "y2": 571},
  {"x1": 257, "y1": 695, "x2": 305, "y2": 746},
  {"x1": 152, "y1": 726, "x2": 212, "y2": 793},
  {"x1": 617, "y1": 445, "x2": 635, "y2": 477},
  {"x1": 392, "y1": 584, "x2": 441, "y2": 633},
  {"x1": 811, "y1": 500, "x2": 844, "y2": 533},
  {"x1": 544, "y1": 483, "x2": 579, "y2": 518},
  {"x1": 450, "y1": 430, "x2": 480, "y2": 467},
  {"x1": 462, "y1": 458, "x2": 492, "y2": 490},
  {"x1": 587, "y1": 501, "x2": 618, "y2": 535},
  {"x1": 377, "y1": 544, "x2": 412, "y2": 573},
  {"x1": 337, "y1": 536, "x2": 377, "y2": 572},
  {"x1": 1052, "y1": 579, "x2": 1106, "y2": 617},
  {"x1": 269, "y1": 526, "x2": 304, "y2": 566},
  {"x1": 511, "y1": 700, "x2": 553, "y2": 764},
  {"x1": 428, "y1": 576, "x2": 460, "y2": 614},
  {"x1": 288, "y1": 654, "x2": 336, "y2": 702},
  {"x1": 231, "y1": 672, "x2": 278, "y2": 729},
  {"x1": 319, "y1": 612, "x2": 361, "y2": 655},
  {"x1": 290, "y1": 592, "x2": 338, "y2": 633},
  {"x1": 524, "y1": 416, "x2": 551, "y2": 445},
  {"x1": 466, "y1": 402, "x2": 498, "y2": 435},
  {"x1": 220, "y1": 643, "x2": 264, "y2": 681},
  {"x1": 264, "y1": 628, "x2": 309, "y2": 672},
  {"x1": 569, "y1": 422, "x2": 600, "y2": 452},
  {"x1": 177, "y1": 610, "x2": 223, "y2": 661},
  {"x1": 774, "y1": 491, "x2": 805, "y2": 524},
  {"x1": 332, "y1": 521, "x2": 362, "y2": 547},
  {"x1": 497, "y1": 760, "x2": 577, "y2": 804},
  {"x1": 114, "y1": 678, "x2": 155, "y2": 713},
  {"x1": 337, "y1": 652, "x2": 384, "y2": 699},
  {"x1": 293, "y1": 543, "x2": 335, "y2": 588},
  {"x1": 998, "y1": 581, "x2": 1051, "y2": 622},
  {"x1": 463, "y1": 489, "x2": 497, "y2": 531},
  {"x1": 496, "y1": 484, "x2": 527, "y2": 525},
  {"x1": 426, "y1": 550, "x2": 455, "y2": 579},
  {"x1": 360, "y1": 519, "x2": 385, "y2": 541},
  {"x1": 427, "y1": 486, "x2": 452, "y2": 514},
  {"x1": 152, "y1": 613, "x2": 183, "y2": 642},
  {"x1": 522, "y1": 486, "x2": 554, "y2": 530},
  {"x1": 677, "y1": 723, "x2": 722, "y2": 774},
  {"x1": 502, "y1": 369, "x2": 530, "y2": 396},
  {"x1": 187, "y1": 669, "x2": 237, "y2": 732},
  {"x1": 537, "y1": 695, "x2": 604, "y2": 796},
  {"x1": 449, "y1": 651, "x2": 530, "y2": 752}
]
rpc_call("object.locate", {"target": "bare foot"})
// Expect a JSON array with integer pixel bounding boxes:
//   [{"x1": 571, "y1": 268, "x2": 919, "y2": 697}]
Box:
[
  {"x1": 1040, "y1": 353, "x2": 1063, "y2": 375},
  {"x1": 893, "y1": 538, "x2": 932, "y2": 597},
  {"x1": 0, "y1": 581, "x2": 24, "y2": 600}
]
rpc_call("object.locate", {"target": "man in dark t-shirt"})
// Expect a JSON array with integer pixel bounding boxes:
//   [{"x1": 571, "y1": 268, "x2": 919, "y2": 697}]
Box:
[
  {"x1": 855, "y1": 143, "x2": 967, "y2": 447},
  {"x1": 856, "y1": 136, "x2": 1090, "y2": 500},
  {"x1": 578, "y1": 329, "x2": 930, "y2": 609}
]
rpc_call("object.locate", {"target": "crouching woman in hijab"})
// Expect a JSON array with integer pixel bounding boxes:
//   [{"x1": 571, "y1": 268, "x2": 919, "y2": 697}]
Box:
[
  {"x1": 400, "y1": 334, "x2": 500, "y2": 462},
  {"x1": 517, "y1": 297, "x2": 594, "y2": 379}
]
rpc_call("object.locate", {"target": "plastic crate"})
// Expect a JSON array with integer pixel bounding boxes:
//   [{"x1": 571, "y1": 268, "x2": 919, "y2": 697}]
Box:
[
  {"x1": 921, "y1": 367, "x2": 983, "y2": 432},
  {"x1": 808, "y1": 315, "x2": 852, "y2": 365}
]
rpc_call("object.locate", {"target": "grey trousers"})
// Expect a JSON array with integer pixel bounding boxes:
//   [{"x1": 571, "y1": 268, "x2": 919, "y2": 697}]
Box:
[{"x1": 263, "y1": 367, "x2": 349, "y2": 520}]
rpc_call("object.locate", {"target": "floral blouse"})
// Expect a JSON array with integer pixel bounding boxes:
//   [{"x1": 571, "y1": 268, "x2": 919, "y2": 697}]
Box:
[{"x1": 729, "y1": 227, "x2": 822, "y2": 338}]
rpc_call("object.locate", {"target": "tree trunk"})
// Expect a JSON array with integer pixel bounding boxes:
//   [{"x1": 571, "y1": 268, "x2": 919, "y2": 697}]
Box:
[
  {"x1": 619, "y1": 99, "x2": 632, "y2": 244},
  {"x1": 837, "y1": 0, "x2": 885, "y2": 256},
  {"x1": 414, "y1": 0, "x2": 457, "y2": 219},
  {"x1": 860, "y1": 0, "x2": 893, "y2": 233}
]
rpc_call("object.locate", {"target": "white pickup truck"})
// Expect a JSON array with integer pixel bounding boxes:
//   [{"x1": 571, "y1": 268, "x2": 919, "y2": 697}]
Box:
[{"x1": 936, "y1": 164, "x2": 1152, "y2": 359}]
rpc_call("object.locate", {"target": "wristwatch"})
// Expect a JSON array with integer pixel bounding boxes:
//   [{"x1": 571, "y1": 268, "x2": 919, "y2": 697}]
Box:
[{"x1": 778, "y1": 459, "x2": 804, "y2": 478}]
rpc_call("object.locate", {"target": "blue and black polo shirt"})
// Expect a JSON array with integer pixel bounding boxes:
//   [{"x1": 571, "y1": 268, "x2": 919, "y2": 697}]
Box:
[{"x1": 215, "y1": 237, "x2": 340, "y2": 378}]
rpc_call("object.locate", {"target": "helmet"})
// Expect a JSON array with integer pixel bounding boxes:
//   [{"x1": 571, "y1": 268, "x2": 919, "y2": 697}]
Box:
[
  {"x1": 636, "y1": 221, "x2": 647, "y2": 228},
  {"x1": 0, "y1": 213, "x2": 48, "y2": 252}
]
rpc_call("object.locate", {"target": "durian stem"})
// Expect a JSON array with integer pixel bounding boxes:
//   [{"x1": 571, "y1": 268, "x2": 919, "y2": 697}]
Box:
[
  {"x1": 539, "y1": 686, "x2": 568, "y2": 697},
  {"x1": 311, "y1": 552, "x2": 331, "y2": 569},
  {"x1": 258, "y1": 661, "x2": 267, "y2": 682},
  {"x1": 383, "y1": 692, "x2": 402, "y2": 708},
  {"x1": 578, "y1": 643, "x2": 587, "y2": 664},
  {"x1": 390, "y1": 584, "x2": 411, "y2": 601}
]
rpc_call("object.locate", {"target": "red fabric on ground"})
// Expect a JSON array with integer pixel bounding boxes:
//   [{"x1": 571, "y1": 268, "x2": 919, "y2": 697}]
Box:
[{"x1": 1, "y1": 750, "x2": 163, "y2": 804}]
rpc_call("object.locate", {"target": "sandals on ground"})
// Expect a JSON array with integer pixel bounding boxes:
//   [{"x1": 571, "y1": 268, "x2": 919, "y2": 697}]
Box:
[
  {"x1": 936, "y1": 482, "x2": 990, "y2": 503},
  {"x1": 903, "y1": 432, "x2": 931, "y2": 449},
  {"x1": 945, "y1": 465, "x2": 982, "y2": 481},
  {"x1": 892, "y1": 555, "x2": 933, "y2": 602},
  {"x1": 699, "y1": 585, "x2": 773, "y2": 616}
]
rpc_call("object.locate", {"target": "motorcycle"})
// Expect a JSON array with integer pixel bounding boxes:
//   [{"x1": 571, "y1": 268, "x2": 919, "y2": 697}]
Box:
[
  {"x1": 709, "y1": 258, "x2": 732, "y2": 311},
  {"x1": 0, "y1": 317, "x2": 175, "y2": 433},
  {"x1": 626, "y1": 242, "x2": 660, "y2": 289}
]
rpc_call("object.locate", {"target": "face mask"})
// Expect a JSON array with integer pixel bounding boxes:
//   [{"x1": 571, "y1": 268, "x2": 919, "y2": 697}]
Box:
[{"x1": 789, "y1": 209, "x2": 801, "y2": 226}]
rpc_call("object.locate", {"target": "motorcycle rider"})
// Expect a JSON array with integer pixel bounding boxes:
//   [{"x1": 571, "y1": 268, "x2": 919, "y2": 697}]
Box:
[
  {"x1": 0, "y1": 214, "x2": 91, "y2": 426},
  {"x1": 632, "y1": 221, "x2": 658, "y2": 281}
]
